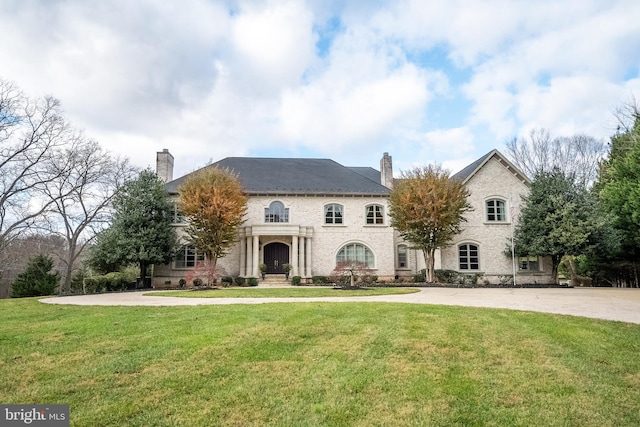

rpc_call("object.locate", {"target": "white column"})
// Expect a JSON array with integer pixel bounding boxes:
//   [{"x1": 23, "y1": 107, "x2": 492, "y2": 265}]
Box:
[
  {"x1": 239, "y1": 235, "x2": 246, "y2": 277},
  {"x1": 252, "y1": 235, "x2": 260, "y2": 278},
  {"x1": 245, "y1": 236, "x2": 253, "y2": 277},
  {"x1": 298, "y1": 237, "x2": 305, "y2": 278},
  {"x1": 306, "y1": 237, "x2": 312, "y2": 277},
  {"x1": 292, "y1": 235, "x2": 299, "y2": 277}
]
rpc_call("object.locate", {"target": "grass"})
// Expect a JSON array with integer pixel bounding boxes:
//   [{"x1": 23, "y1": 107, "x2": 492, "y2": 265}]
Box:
[
  {"x1": 1, "y1": 298, "x2": 639, "y2": 426},
  {"x1": 145, "y1": 287, "x2": 420, "y2": 298}
]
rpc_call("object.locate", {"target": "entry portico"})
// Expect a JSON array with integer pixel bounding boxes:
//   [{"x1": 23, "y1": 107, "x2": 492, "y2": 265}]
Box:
[{"x1": 239, "y1": 225, "x2": 314, "y2": 278}]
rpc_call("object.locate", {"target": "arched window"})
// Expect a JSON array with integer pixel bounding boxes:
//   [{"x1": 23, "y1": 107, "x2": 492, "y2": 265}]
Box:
[
  {"x1": 459, "y1": 243, "x2": 479, "y2": 270},
  {"x1": 265, "y1": 201, "x2": 289, "y2": 223},
  {"x1": 336, "y1": 243, "x2": 374, "y2": 268},
  {"x1": 486, "y1": 199, "x2": 506, "y2": 222},
  {"x1": 325, "y1": 203, "x2": 343, "y2": 224},
  {"x1": 366, "y1": 204, "x2": 384, "y2": 225},
  {"x1": 397, "y1": 244, "x2": 408, "y2": 268},
  {"x1": 175, "y1": 245, "x2": 205, "y2": 269}
]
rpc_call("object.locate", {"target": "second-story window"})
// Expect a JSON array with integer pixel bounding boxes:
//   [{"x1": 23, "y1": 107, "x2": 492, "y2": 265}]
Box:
[
  {"x1": 486, "y1": 199, "x2": 506, "y2": 222},
  {"x1": 325, "y1": 203, "x2": 343, "y2": 224},
  {"x1": 265, "y1": 201, "x2": 289, "y2": 223},
  {"x1": 366, "y1": 204, "x2": 384, "y2": 225}
]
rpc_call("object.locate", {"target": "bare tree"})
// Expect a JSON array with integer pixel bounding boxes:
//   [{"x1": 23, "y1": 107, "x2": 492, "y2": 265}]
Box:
[
  {"x1": 0, "y1": 78, "x2": 71, "y2": 280},
  {"x1": 43, "y1": 138, "x2": 137, "y2": 293},
  {"x1": 505, "y1": 128, "x2": 607, "y2": 189}
]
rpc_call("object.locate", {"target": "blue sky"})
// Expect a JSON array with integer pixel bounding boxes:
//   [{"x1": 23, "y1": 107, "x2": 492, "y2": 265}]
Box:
[{"x1": 1, "y1": 0, "x2": 639, "y2": 178}]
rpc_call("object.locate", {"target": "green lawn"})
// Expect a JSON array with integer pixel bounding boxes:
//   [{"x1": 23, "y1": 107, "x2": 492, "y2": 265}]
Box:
[
  {"x1": 145, "y1": 287, "x2": 420, "y2": 298},
  {"x1": 1, "y1": 298, "x2": 639, "y2": 426}
]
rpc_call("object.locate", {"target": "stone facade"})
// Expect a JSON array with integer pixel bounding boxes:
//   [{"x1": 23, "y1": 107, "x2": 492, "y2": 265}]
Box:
[{"x1": 152, "y1": 149, "x2": 555, "y2": 288}]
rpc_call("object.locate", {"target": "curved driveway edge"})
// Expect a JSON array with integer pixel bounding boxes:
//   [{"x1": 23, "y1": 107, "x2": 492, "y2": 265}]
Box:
[{"x1": 40, "y1": 287, "x2": 640, "y2": 324}]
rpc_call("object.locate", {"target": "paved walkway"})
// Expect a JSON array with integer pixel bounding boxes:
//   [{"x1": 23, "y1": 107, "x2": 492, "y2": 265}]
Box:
[{"x1": 40, "y1": 287, "x2": 640, "y2": 324}]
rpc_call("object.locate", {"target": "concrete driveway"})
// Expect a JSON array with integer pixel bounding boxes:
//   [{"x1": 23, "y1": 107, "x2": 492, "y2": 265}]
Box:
[{"x1": 40, "y1": 287, "x2": 640, "y2": 324}]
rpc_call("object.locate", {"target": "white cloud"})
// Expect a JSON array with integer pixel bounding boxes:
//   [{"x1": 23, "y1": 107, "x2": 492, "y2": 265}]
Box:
[{"x1": 0, "y1": 0, "x2": 639, "y2": 176}]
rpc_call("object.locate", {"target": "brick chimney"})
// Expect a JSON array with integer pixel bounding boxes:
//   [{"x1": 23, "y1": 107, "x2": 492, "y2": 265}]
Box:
[
  {"x1": 156, "y1": 149, "x2": 174, "y2": 183},
  {"x1": 380, "y1": 152, "x2": 393, "y2": 189}
]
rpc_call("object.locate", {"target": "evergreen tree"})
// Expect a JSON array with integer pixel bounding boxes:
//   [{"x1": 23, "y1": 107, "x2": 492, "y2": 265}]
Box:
[
  {"x1": 514, "y1": 169, "x2": 601, "y2": 283},
  {"x1": 11, "y1": 254, "x2": 59, "y2": 297},
  {"x1": 91, "y1": 169, "x2": 177, "y2": 285}
]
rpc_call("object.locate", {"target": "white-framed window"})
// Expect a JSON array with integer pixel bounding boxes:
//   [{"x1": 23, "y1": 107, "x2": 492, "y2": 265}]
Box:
[
  {"x1": 325, "y1": 203, "x2": 344, "y2": 224},
  {"x1": 170, "y1": 202, "x2": 186, "y2": 224},
  {"x1": 366, "y1": 204, "x2": 384, "y2": 225},
  {"x1": 486, "y1": 199, "x2": 506, "y2": 222},
  {"x1": 174, "y1": 245, "x2": 205, "y2": 269},
  {"x1": 459, "y1": 243, "x2": 479, "y2": 270},
  {"x1": 265, "y1": 201, "x2": 289, "y2": 223},
  {"x1": 397, "y1": 244, "x2": 408, "y2": 268},
  {"x1": 336, "y1": 243, "x2": 375, "y2": 268},
  {"x1": 519, "y1": 256, "x2": 540, "y2": 271}
]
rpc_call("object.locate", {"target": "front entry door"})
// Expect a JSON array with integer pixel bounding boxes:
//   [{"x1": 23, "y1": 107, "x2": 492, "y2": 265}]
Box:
[{"x1": 263, "y1": 242, "x2": 289, "y2": 274}]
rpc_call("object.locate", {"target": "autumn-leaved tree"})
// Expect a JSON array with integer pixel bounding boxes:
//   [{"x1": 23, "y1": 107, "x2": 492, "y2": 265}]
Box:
[
  {"x1": 178, "y1": 167, "x2": 247, "y2": 274},
  {"x1": 389, "y1": 165, "x2": 472, "y2": 283}
]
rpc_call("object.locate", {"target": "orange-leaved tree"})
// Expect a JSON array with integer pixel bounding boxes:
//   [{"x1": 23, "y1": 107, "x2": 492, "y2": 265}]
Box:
[
  {"x1": 389, "y1": 164, "x2": 472, "y2": 283},
  {"x1": 178, "y1": 167, "x2": 248, "y2": 274}
]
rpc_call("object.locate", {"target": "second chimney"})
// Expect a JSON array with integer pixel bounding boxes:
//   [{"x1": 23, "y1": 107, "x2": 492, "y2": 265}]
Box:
[
  {"x1": 156, "y1": 149, "x2": 174, "y2": 183},
  {"x1": 380, "y1": 152, "x2": 393, "y2": 189}
]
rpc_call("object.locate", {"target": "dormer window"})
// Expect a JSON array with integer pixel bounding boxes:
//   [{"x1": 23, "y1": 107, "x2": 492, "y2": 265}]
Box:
[{"x1": 265, "y1": 201, "x2": 289, "y2": 223}]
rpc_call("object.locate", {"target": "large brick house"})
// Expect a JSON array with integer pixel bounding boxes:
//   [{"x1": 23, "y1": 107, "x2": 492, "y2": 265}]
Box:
[{"x1": 152, "y1": 149, "x2": 554, "y2": 287}]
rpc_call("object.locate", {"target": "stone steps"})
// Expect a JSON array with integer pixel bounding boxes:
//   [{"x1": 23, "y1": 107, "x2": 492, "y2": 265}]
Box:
[{"x1": 258, "y1": 274, "x2": 292, "y2": 287}]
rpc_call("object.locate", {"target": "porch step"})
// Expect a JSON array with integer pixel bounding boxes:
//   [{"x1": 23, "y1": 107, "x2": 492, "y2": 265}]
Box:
[{"x1": 259, "y1": 274, "x2": 292, "y2": 287}]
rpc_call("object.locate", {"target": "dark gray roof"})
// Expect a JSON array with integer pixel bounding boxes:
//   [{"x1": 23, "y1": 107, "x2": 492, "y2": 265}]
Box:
[
  {"x1": 166, "y1": 157, "x2": 390, "y2": 196},
  {"x1": 451, "y1": 151, "x2": 494, "y2": 182},
  {"x1": 347, "y1": 166, "x2": 381, "y2": 183}
]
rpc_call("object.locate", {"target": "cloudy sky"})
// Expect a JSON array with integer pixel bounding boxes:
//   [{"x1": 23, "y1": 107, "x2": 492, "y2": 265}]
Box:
[{"x1": 1, "y1": 0, "x2": 639, "y2": 177}]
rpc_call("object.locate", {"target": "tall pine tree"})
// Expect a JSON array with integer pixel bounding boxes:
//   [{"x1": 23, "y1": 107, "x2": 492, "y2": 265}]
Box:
[{"x1": 91, "y1": 169, "x2": 177, "y2": 286}]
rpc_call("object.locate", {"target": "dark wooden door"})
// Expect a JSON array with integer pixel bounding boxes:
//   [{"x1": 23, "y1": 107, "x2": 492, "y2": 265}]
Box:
[{"x1": 263, "y1": 243, "x2": 289, "y2": 274}]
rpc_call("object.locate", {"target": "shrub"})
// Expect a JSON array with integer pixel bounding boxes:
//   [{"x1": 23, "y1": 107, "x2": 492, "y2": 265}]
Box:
[
  {"x1": 460, "y1": 273, "x2": 483, "y2": 286},
  {"x1": 329, "y1": 261, "x2": 372, "y2": 288},
  {"x1": 234, "y1": 276, "x2": 246, "y2": 286},
  {"x1": 291, "y1": 276, "x2": 302, "y2": 286},
  {"x1": 360, "y1": 274, "x2": 378, "y2": 285},
  {"x1": 83, "y1": 277, "x2": 104, "y2": 294},
  {"x1": 193, "y1": 278, "x2": 203, "y2": 287},
  {"x1": 221, "y1": 276, "x2": 234, "y2": 287},
  {"x1": 413, "y1": 269, "x2": 426, "y2": 283},
  {"x1": 498, "y1": 275, "x2": 514, "y2": 285},
  {"x1": 434, "y1": 269, "x2": 460, "y2": 284},
  {"x1": 178, "y1": 278, "x2": 187, "y2": 288},
  {"x1": 247, "y1": 277, "x2": 258, "y2": 286},
  {"x1": 312, "y1": 276, "x2": 328, "y2": 284},
  {"x1": 103, "y1": 272, "x2": 130, "y2": 291},
  {"x1": 69, "y1": 269, "x2": 88, "y2": 294},
  {"x1": 11, "y1": 255, "x2": 60, "y2": 297}
]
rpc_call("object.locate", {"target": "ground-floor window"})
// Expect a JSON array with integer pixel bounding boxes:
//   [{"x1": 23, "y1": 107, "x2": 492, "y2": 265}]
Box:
[
  {"x1": 174, "y1": 245, "x2": 205, "y2": 268},
  {"x1": 397, "y1": 244, "x2": 408, "y2": 268},
  {"x1": 519, "y1": 256, "x2": 540, "y2": 271},
  {"x1": 459, "y1": 244, "x2": 479, "y2": 270},
  {"x1": 336, "y1": 243, "x2": 374, "y2": 268}
]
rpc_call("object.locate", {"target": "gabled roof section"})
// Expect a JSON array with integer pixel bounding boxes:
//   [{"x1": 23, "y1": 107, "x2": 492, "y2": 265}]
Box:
[
  {"x1": 452, "y1": 149, "x2": 531, "y2": 186},
  {"x1": 166, "y1": 157, "x2": 390, "y2": 196}
]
